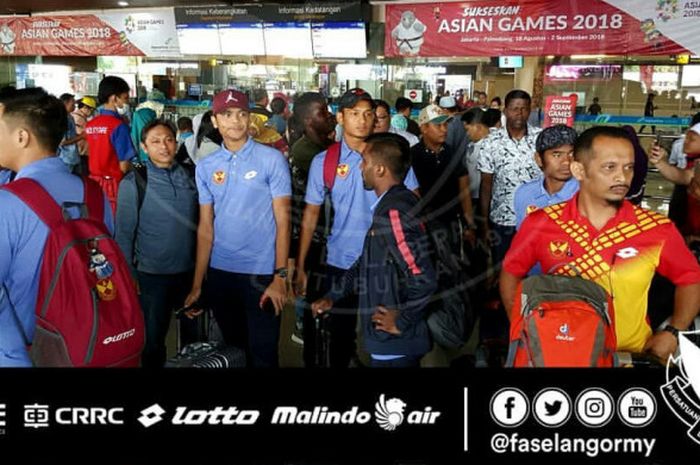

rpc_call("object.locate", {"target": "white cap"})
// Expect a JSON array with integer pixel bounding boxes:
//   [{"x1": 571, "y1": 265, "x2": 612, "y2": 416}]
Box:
[
  {"x1": 689, "y1": 122, "x2": 700, "y2": 136},
  {"x1": 418, "y1": 104, "x2": 451, "y2": 125},
  {"x1": 439, "y1": 95, "x2": 457, "y2": 109}
]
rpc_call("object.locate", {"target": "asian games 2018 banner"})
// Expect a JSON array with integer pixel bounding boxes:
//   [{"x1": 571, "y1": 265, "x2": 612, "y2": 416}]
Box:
[
  {"x1": 0, "y1": 9, "x2": 180, "y2": 57},
  {"x1": 385, "y1": 0, "x2": 699, "y2": 57}
]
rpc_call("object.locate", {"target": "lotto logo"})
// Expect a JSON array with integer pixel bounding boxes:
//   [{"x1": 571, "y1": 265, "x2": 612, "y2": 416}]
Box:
[{"x1": 138, "y1": 403, "x2": 166, "y2": 428}]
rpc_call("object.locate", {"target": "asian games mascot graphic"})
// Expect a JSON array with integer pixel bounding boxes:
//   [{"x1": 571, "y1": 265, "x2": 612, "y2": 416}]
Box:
[
  {"x1": 0, "y1": 24, "x2": 16, "y2": 54},
  {"x1": 391, "y1": 10, "x2": 426, "y2": 56}
]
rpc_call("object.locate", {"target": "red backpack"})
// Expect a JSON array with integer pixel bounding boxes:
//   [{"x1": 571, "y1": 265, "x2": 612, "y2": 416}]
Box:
[
  {"x1": 506, "y1": 274, "x2": 616, "y2": 368},
  {"x1": 2, "y1": 178, "x2": 144, "y2": 367}
]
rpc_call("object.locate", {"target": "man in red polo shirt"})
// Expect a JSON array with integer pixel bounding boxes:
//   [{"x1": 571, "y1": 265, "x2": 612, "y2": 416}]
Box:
[
  {"x1": 501, "y1": 126, "x2": 700, "y2": 361},
  {"x1": 85, "y1": 76, "x2": 135, "y2": 213}
]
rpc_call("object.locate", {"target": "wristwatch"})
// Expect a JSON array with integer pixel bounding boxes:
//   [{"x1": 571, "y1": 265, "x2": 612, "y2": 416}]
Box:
[
  {"x1": 274, "y1": 267, "x2": 288, "y2": 279},
  {"x1": 661, "y1": 324, "x2": 680, "y2": 339},
  {"x1": 463, "y1": 217, "x2": 478, "y2": 230}
]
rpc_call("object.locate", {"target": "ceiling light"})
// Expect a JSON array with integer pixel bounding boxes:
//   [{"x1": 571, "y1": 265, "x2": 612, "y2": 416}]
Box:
[{"x1": 118, "y1": 1, "x2": 129, "y2": 6}]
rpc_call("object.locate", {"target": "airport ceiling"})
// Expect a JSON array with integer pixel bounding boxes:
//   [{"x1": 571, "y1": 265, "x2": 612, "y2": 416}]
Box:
[{"x1": 0, "y1": 0, "x2": 319, "y2": 15}]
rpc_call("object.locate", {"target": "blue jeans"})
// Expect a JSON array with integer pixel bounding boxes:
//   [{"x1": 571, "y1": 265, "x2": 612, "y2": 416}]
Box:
[
  {"x1": 489, "y1": 221, "x2": 516, "y2": 268},
  {"x1": 137, "y1": 270, "x2": 193, "y2": 368},
  {"x1": 205, "y1": 268, "x2": 279, "y2": 367}
]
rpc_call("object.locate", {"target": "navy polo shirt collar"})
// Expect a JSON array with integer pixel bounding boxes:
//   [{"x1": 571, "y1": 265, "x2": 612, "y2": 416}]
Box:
[{"x1": 146, "y1": 158, "x2": 177, "y2": 173}]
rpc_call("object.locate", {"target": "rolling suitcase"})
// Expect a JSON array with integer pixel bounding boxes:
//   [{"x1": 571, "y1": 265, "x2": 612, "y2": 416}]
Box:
[
  {"x1": 165, "y1": 307, "x2": 246, "y2": 368},
  {"x1": 314, "y1": 315, "x2": 331, "y2": 368}
]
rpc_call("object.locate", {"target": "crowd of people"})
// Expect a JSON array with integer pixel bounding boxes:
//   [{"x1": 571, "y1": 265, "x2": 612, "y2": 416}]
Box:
[{"x1": 0, "y1": 76, "x2": 699, "y2": 368}]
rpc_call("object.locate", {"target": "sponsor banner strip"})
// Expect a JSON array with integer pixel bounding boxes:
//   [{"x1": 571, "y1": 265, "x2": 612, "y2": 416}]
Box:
[{"x1": 385, "y1": 1, "x2": 693, "y2": 57}]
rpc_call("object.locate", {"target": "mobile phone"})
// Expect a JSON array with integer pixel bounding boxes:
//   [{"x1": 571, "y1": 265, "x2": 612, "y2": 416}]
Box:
[
  {"x1": 655, "y1": 134, "x2": 662, "y2": 147},
  {"x1": 175, "y1": 302, "x2": 199, "y2": 317},
  {"x1": 261, "y1": 295, "x2": 275, "y2": 313}
]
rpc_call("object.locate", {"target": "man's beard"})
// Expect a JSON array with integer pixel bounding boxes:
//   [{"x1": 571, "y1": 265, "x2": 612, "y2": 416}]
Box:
[{"x1": 605, "y1": 198, "x2": 623, "y2": 208}]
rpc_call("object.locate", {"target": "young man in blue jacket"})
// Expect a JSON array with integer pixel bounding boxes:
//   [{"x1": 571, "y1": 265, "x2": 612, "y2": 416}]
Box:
[{"x1": 312, "y1": 133, "x2": 437, "y2": 367}]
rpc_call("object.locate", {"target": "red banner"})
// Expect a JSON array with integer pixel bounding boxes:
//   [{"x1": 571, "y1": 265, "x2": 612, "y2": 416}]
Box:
[
  {"x1": 543, "y1": 95, "x2": 578, "y2": 128},
  {"x1": 385, "y1": 1, "x2": 692, "y2": 57},
  {"x1": 0, "y1": 16, "x2": 145, "y2": 56}
]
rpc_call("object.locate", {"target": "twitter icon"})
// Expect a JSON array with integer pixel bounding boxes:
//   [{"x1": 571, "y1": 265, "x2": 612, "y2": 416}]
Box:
[{"x1": 534, "y1": 388, "x2": 572, "y2": 427}]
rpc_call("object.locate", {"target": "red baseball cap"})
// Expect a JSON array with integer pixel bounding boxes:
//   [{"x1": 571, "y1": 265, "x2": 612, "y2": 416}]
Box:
[{"x1": 212, "y1": 89, "x2": 250, "y2": 114}]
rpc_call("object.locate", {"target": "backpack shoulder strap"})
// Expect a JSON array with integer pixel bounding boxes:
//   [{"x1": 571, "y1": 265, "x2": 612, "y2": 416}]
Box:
[
  {"x1": 181, "y1": 162, "x2": 196, "y2": 185},
  {"x1": 1, "y1": 178, "x2": 63, "y2": 228},
  {"x1": 83, "y1": 177, "x2": 105, "y2": 223},
  {"x1": 132, "y1": 163, "x2": 148, "y2": 211},
  {"x1": 323, "y1": 142, "x2": 342, "y2": 191}
]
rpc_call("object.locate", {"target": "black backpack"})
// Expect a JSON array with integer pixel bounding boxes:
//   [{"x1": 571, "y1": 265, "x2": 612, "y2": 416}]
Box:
[{"x1": 131, "y1": 162, "x2": 196, "y2": 212}]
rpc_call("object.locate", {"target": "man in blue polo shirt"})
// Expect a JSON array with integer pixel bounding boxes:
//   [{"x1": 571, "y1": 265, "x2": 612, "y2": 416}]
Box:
[
  {"x1": 295, "y1": 88, "x2": 419, "y2": 367},
  {"x1": 184, "y1": 89, "x2": 291, "y2": 368},
  {"x1": 0, "y1": 87, "x2": 113, "y2": 366},
  {"x1": 513, "y1": 124, "x2": 579, "y2": 229}
]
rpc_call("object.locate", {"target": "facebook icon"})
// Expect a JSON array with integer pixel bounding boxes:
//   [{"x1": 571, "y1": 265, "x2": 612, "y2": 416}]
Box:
[
  {"x1": 490, "y1": 388, "x2": 530, "y2": 427},
  {"x1": 504, "y1": 397, "x2": 516, "y2": 419}
]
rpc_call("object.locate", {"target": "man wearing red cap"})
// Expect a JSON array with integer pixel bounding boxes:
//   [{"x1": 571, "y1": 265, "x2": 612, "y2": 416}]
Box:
[{"x1": 184, "y1": 89, "x2": 292, "y2": 367}]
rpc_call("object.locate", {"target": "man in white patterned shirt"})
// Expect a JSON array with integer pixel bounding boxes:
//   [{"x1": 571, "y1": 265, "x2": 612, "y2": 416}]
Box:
[{"x1": 478, "y1": 89, "x2": 542, "y2": 266}]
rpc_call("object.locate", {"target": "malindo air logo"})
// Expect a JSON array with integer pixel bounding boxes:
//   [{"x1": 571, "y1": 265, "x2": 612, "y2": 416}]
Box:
[
  {"x1": 271, "y1": 394, "x2": 440, "y2": 430},
  {"x1": 661, "y1": 329, "x2": 700, "y2": 444},
  {"x1": 375, "y1": 394, "x2": 407, "y2": 431},
  {"x1": 555, "y1": 323, "x2": 575, "y2": 342}
]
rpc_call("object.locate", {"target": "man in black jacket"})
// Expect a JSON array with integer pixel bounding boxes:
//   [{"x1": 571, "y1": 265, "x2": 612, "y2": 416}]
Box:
[{"x1": 312, "y1": 133, "x2": 437, "y2": 367}]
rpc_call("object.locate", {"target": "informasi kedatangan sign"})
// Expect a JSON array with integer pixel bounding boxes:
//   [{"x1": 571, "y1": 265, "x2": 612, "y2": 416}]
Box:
[{"x1": 385, "y1": 0, "x2": 700, "y2": 57}]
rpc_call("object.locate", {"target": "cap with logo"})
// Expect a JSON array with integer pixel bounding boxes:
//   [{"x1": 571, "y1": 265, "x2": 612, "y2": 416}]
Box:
[
  {"x1": 418, "y1": 104, "x2": 451, "y2": 125},
  {"x1": 439, "y1": 96, "x2": 457, "y2": 109},
  {"x1": 535, "y1": 124, "x2": 577, "y2": 154},
  {"x1": 79, "y1": 96, "x2": 97, "y2": 109},
  {"x1": 338, "y1": 88, "x2": 375, "y2": 111},
  {"x1": 212, "y1": 89, "x2": 250, "y2": 114}
]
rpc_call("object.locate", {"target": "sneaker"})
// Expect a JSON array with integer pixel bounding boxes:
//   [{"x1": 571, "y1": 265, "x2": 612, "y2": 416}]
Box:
[{"x1": 291, "y1": 323, "x2": 304, "y2": 345}]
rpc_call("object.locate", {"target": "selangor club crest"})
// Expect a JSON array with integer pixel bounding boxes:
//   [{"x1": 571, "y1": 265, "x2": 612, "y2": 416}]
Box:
[
  {"x1": 95, "y1": 278, "x2": 117, "y2": 301},
  {"x1": 336, "y1": 164, "x2": 350, "y2": 178},
  {"x1": 213, "y1": 170, "x2": 226, "y2": 185},
  {"x1": 661, "y1": 328, "x2": 700, "y2": 444},
  {"x1": 549, "y1": 240, "x2": 569, "y2": 258}
]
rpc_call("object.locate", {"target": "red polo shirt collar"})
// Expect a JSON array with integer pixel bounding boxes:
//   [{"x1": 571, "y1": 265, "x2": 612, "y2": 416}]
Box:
[{"x1": 562, "y1": 192, "x2": 637, "y2": 235}]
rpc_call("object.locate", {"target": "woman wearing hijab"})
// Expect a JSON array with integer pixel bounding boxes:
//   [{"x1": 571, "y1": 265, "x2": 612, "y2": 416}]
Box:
[{"x1": 130, "y1": 107, "x2": 157, "y2": 162}]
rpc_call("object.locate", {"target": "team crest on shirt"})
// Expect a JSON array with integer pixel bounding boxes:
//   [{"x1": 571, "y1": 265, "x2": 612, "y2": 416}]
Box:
[
  {"x1": 336, "y1": 164, "x2": 350, "y2": 178},
  {"x1": 213, "y1": 170, "x2": 226, "y2": 185},
  {"x1": 549, "y1": 240, "x2": 570, "y2": 258},
  {"x1": 526, "y1": 205, "x2": 539, "y2": 215},
  {"x1": 96, "y1": 279, "x2": 117, "y2": 301}
]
